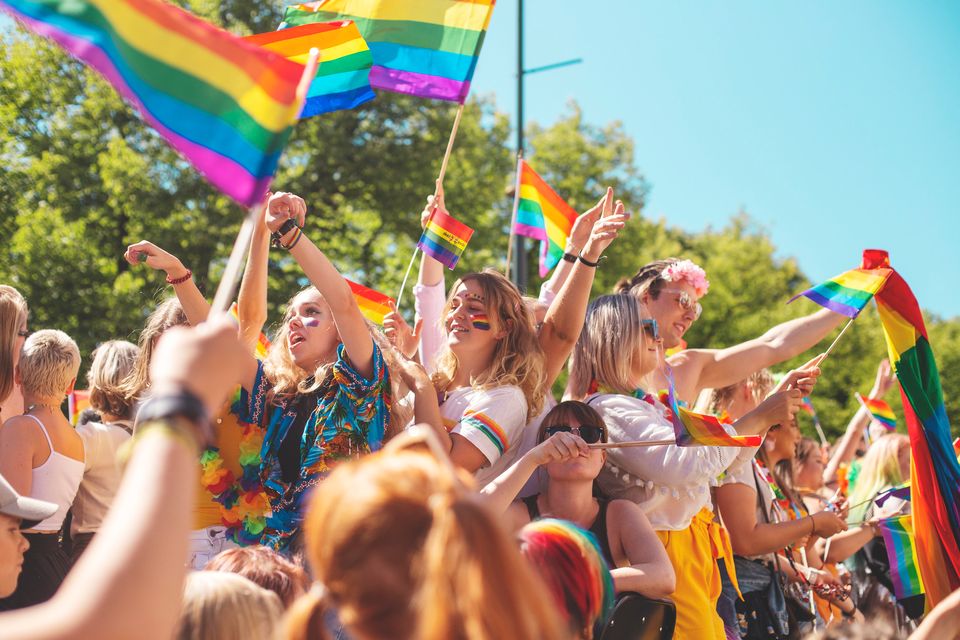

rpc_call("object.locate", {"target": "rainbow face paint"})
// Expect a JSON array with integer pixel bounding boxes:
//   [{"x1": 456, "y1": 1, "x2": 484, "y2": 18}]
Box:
[
  {"x1": 301, "y1": 316, "x2": 321, "y2": 328},
  {"x1": 470, "y1": 313, "x2": 491, "y2": 331}
]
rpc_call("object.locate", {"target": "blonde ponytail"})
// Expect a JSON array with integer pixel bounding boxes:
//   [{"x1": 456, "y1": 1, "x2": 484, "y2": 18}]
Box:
[{"x1": 284, "y1": 584, "x2": 329, "y2": 640}]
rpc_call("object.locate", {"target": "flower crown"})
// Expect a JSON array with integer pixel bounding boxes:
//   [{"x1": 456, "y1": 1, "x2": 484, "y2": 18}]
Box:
[{"x1": 661, "y1": 260, "x2": 709, "y2": 297}]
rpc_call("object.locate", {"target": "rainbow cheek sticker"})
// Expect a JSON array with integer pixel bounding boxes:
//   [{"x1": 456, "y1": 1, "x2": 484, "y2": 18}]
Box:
[{"x1": 470, "y1": 313, "x2": 491, "y2": 331}]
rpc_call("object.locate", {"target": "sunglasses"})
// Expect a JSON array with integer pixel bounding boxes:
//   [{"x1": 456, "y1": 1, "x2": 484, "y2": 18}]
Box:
[
  {"x1": 660, "y1": 288, "x2": 703, "y2": 320},
  {"x1": 540, "y1": 424, "x2": 608, "y2": 445},
  {"x1": 641, "y1": 318, "x2": 660, "y2": 341}
]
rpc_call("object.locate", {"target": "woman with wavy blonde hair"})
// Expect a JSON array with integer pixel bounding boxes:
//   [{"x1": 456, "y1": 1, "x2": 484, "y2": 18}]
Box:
[
  {"x1": 0, "y1": 285, "x2": 30, "y2": 421},
  {"x1": 284, "y1": 428, "x2": 568, "y2": 640}
]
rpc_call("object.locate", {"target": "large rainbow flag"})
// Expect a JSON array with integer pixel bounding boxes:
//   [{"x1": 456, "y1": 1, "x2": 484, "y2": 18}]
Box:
[
  {"x1": 513, "y1": 159, "x2": 579, "y2": 278},
  {"x1": 789, "y1": 265, "x2": 892, "y2": 317},
  {"x1": 868, "y1": 248, "x2": 960, "y2": 607},
  {"x1": 280, "y1": 0, "x2": 496, "y2": 103},
  {"x1": 877, "y1": 514, "x2": 925, "y2": 600},
  {"x1": 245, "y1": 21, "x2": 374, "y2": 118},
  {"x1": 0, "y1": 0, "x2": 305, "y2": 208}
]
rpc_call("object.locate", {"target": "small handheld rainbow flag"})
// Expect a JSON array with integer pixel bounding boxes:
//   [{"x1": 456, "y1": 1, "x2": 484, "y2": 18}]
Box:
[
  {"x1": 245, "y1": 21, "x2": 374, "y2": 118},
  {"x1": 68, "y1": 390, "x2": 91, "y2": 425},
  {"x1": 346, "y1": 279, "x2": 394, "y2": 325},
  {"x1": 513, "y1": 159, "x2": 579, "y2": 278},
  {"x1": 877, "y1": 514, "x2": 925, "y2": 599},
  {"x1": 228, "y1": 302, "x2": 272, "y2": 359},
  {"x1": 0, "y1": 0, "x2": 305, "y2": 208},
  {"x1": 417, "y1": 208, "x2": 474, "y2": 270},
  {"x1": 281, "y1": 0, "x2": 496, "y2": 103},
  {"x1": 855, "y1": 393, "x2": 897, "y2": 431},
  {"x1": 665, "y1": 376, "x2": 761, "y2": 448},
  {"x1": 789, "y1": 266, "x2": 892, "y2": 318},
  {"x1": 875, "y1": 482, "x2": 911, "y2": 508}
]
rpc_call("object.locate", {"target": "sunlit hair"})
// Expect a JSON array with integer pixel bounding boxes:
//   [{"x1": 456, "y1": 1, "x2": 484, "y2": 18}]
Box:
[
  {"x1": 518, "y1": 518, "x2": 615, "y2": 639},
  {"x1": 431, "y1": 270, "x2": 546, "y2": 418},
  {"x1": 0, "y1": 285, "x2": 29, "y2": 406},
  {"x1": 120, "y1": 297, "x2": 188, "y2": 404},
  {"x1": 263, "y1": 286, "x2": 411, "y2": 439},
  {"x1": 19, "y1": 329, "x2": 81, "y2": 402},
  {"x1": 537, "y1": 401, "x2": 608, "y2": 443},
  {"x1": 706, "y1": 369, "x2": 775, "y2": 416},
  {"x1": 284, "y1": 430, "x2": 567, "y2": 640},
  {"x1": 204, "y1": 546, "x2": 308, "y2": 609},
  {"x1": 87, "y1": 340, "x2": 139, "y2": 419},
  {"x1": 847, "y1": 433, "x2": 909, "y2": 523},
  {"x1": 569, "y1": 294, "x2": 651, "y2": 398},
  {"x1": 176, "y1": 571, "x2": 283, "y2": 640},
  {"x1": 793, "y1": 437, "x2": 824, "y2": 491},
  {"x1": 613, "y1": 257, "x2": 683, "y2": 299}
]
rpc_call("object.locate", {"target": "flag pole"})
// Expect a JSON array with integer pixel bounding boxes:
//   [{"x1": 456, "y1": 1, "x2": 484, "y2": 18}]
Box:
[
  {"x1": 588, "y1": 439, "x2": 675, "y2": 449},
  {"x1": 505, "y1": 153, "x2": 523, "y2": 277},
  {"x1": 211, "y1": 48, "x2": 320, "y2": 316},
  {"x1": 820, "y1": 316, "x2": 856, "y2": 361},
  {"x1": 397, "y1": 103, "x2": 466, "y2": 308}
]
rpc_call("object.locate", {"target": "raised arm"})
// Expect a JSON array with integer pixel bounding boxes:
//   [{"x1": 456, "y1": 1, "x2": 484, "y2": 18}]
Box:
[
  {"x1": 414, "y1": 182, "x2": 449, "y2": 372},
  {"x1": 124, "y1": 241, "x2": 210, "y2": 326},
  {"x1": 268, "y1": 194, "x2": 374, "y2": 380},
  {"x1": 236, "y1": 196, "x2": 278, "y2": 354},
  {"x1": 538, "y1": 189, "x2": 628, "y2": 387},
  {"x1": 670, "y1": 308, "x2": 844, "y2": 400}
]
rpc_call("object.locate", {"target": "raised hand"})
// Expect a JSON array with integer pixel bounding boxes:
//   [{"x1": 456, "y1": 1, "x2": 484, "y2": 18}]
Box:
[
  {"x1": 124, "y1": 240, "x2": 189, "y2": 281},
  {"x1": 528, "y1": 431, "x2": 591, "y2": 466},
  {"x1": 264, "y1": 191, "x2": 306, "y2": 234},
  {"x1": 566, "y1": 188, "x2": 611, "y2": 254},
  {"x1": 772, "y1": 354, "x2": 823, "y2": 398},
  {"x1": 383, "y1": 301, "x2": 423, "y2": 359},
  {"x1": 757, "y1": 388, "x2": 804, "y2": 429},
  {"x1": 871, "y1": 358, "x2": 895, "y2": 397},
  {"x1": 580, "y1": 189, "x2": 630, "y2": 263},
  {"x1": 420, "y1": 180, "x2": 448, "y2": 229}
]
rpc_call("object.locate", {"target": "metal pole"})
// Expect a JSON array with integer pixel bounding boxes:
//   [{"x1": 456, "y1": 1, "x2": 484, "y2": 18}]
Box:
[{"x1": 511, "y1": 0, "x2": 528, "y2": 292}]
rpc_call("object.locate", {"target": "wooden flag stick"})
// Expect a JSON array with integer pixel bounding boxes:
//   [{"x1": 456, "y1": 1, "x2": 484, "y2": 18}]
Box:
[
  {"x1": 588, "y1": 439, "x2": 675, "y2": 449},
  {"x1": 505, "y1": 153, "x2": 522, "y2": 278},
  {"x1": 820, "y1": 316, "x2": 856, "y2": 361},
  {"x1": 210, "y1": 49, "x2": 320, "y2": 316}
]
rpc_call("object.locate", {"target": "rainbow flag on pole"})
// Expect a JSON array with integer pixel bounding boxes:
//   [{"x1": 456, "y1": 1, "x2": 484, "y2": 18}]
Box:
[
  {"x1": 664, "y1": 377, "x2": 761, "y2": 448},
  {"x1": 855, "y1": 392, "x2": 897, "y2": 431},
  {"x1": 245, "y1": 21, "x2": 374, "y2": 118},
  {"x1": 281, "y1": 0, "x2": 496, "y2": 103},
  {"x1": 346, "y1": 279, "x2": 394, "y2": 325},
  {"x1": 877, "y1": 514, "x2": 925, "y2": 600},
  {"x1": 513, "y1": 159, "x2": 579, "y2": 278},
  {"x1": 869, "y1": 248, "x2": 960, "y2": 606},
  {"x1": 417, "y1": 208, "x2": 474, "y2": 270},
  {"x1": 68, "y1": 390, "x2": 91, "y2": 425},
  {"x1": 0, "y1": 0, "x2": 305, "y2": 208},
  {"x1": 789, "y1": 266, "x2": 892, "y2": 318}
]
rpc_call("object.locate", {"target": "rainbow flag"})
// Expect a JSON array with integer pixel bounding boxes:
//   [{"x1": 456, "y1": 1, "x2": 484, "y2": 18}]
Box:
[
  {"x1": 513, "y1": 159, "x2": 578, "y2": 278},
  {"x1": 68, "y1": 390, "x2": 91, "y2": 425},
  {"x1": 0, "y1": 0, "x2": 305, "y2": 208},
  {"x1": 417, "y1": 208, "x2": 474, "y2": 270},
  {"x1": 346, "y1": 279, "x2": 393, "y2": 325},
  {"x1": 281, "y1": 0, "x2": 496, "y2": 103},
  {"x1": 856, "y1": 392, "x2": 897, "y2": 431},
  {"x1": 245, "y1": 21, "x2": 374, "y2": 118},
  {"x1": 665, "y1": 376, "x2": 761, "y2": 448},
  {"x1": 876, "y1": 481, "x2": 911, "y2": 508},
  {"x1": 877, "y1": 514, "x2": 925, "y2": 600},
  {"x1": 869, "y1": 248, "x2": 960, "y2": 606},
  {"x1": 789, "y1": 266, "x2": 892, "y2": 318},
  {"x1": 228, "y1": 302, "x2": 272, "y2": 360}
]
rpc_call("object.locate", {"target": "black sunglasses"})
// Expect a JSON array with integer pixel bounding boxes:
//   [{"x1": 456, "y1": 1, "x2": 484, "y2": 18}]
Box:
[{"x1": 540, "y1": 424, "x2": 607, "y2": 445}]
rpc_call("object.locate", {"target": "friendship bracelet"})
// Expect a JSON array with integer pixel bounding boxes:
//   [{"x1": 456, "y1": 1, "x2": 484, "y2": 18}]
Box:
[
  {"x1": 270, "y1": 218, "x2": 298, "y2": 248},
  {"x1": 166, "y1": 269, "x2": 192, "y2": 285},
  {"x1": 282, "y1": 226, "x2": 304, "y2": 250},
  {"x1": 577, "y1": 252, "x2": 602, "y2": 268},
  {"x1": 561, "y1": 252, "x2": 578, "y2": 264}
]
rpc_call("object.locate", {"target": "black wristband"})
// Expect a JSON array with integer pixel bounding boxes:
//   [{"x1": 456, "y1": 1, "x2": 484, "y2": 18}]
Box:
[
  {"x1": 561, "y1": 252, "x2": 578, "y2": 264},
  {"x1": 135, "y1": 390, "x2": 212, "y2": 446},
  {"x1": 270, "y1": 218, "x2": 298, "y2": 248},
  {"x1": 577, "y1": 252, "x2": 601, "y2": 268}
]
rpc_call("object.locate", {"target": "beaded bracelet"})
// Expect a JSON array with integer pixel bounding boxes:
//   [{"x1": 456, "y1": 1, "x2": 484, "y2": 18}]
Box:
[{"x1": 166, "y1": 269, "x2": 192, "y2": 285}]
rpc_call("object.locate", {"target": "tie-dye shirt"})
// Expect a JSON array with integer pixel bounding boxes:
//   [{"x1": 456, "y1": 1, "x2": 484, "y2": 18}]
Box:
[{"x1": 239, "y1": 341, "x2": 390, "y2": 551}]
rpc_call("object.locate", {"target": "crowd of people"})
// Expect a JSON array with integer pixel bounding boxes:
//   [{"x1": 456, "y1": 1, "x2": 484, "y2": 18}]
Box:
[{"x1": 1, "y1": 188, "x2": 959, "y2": 640}]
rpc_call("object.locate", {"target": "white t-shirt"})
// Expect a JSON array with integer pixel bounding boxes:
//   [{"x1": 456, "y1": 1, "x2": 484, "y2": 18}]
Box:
[
  {"x1": 720, "y1": 457, "x2": 778, "y2": 561},
  {"x1": 72, "y1": 420, "x2": 132, "y2": 534},
  {"x1": 441, "y1": 385, "x2": 529, "y2": 488},
  {"x1": 590, "y1": 393, "x2": 758, "y2": 531}
]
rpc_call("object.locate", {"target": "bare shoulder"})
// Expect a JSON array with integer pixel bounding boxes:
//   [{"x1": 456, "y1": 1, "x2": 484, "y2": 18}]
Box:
[{"x1": 0, "y1": 416, "x2": 43, "y2": 449}]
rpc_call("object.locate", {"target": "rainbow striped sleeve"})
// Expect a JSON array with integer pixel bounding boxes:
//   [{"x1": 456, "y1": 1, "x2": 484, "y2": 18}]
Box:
[
  {"x1": 513, "y1": 159, "x2": 578, "y2": 277},
  {"x1": 417, "y1": 208, "x2": 474, "y2": 270},
  {"x1": 878, "y1": 515, "x2": 925, "y2": 599},
  {"x1": 1, "y1": 0, "x2": 305, "y2": 208},
  {"x1": 855, "y1": 393, "x2": 897, "y2": 430},
  {"x1": 460, "y1": 410, "x2": 509, "y2": 456},
  {"x1": 346, "y1": 279, "x2": 394, "y2": 325},
  {"x1": 789, "y1": 266, "x2": 892, "y2": 318},
  {"x1": 281, "y1": 0, "x2": 496, "y2": 103},
  {"x1": 245, "y1": 20, "x2": 374, "y2": 118}
]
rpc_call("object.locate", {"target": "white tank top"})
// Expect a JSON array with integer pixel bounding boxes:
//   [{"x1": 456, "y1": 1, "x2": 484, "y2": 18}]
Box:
[{"x1": 24, "y1": 414, "x2": 85, "y2": 532}]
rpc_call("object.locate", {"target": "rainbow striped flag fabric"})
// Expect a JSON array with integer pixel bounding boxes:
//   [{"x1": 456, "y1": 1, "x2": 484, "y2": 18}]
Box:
[
  {"x1": 245, "y1": 21, "x2": 374, "y2": 118},
  {"x1": 869, "y1": 248, "x2": 960, "y2": 606},
  {"x1": 789, "y1": 265, "x2": 892, "y2": 318},
  {"x1": 417, "y1": 208, "x2": 474, "y2": 270},
  {"x1": 0, "y1": 0, "x2": 305, "y2": 208},
  {"x1": 346, "y1": 279, "x2": 394, "y2": 325},
  {"x1": 877, "y1": 514, "x2": 925, "y2": 600},
  {"x1": 664, "y1": 376, "x2": 761, "y2": 448},
  {"x1": 856, "y1": 392, "x2": 897, "y2": 430},
  {"x1": 67, "y1": 390, "x2": 91, "y2": 425},
  {"x1": 280, "y1": 0, "x2": 496, "y2": 103},
  {"x1": 513, "y1": 159, "x2": 579, "y2": 278},
  {"x1": 228, "y1": 302, "x2": 272, "y2": 360}
]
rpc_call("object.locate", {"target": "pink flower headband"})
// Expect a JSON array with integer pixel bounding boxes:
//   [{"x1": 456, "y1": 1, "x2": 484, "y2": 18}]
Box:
[{"x1": 661, "y1": 259, "x2": 709, "y2": 297}]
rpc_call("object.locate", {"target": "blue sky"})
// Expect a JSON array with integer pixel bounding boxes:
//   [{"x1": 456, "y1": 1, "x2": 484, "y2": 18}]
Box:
[{"x1": 469, "y1": 1, "x2": 960, "y2": 319}]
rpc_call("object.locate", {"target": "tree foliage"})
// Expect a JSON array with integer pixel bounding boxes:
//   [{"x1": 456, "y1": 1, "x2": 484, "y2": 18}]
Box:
[{"x1": 1, "y1": 14, "x2": 957, "y2": 440}]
